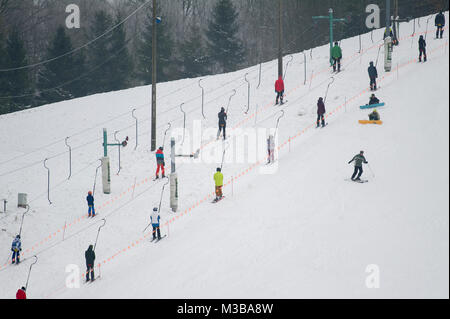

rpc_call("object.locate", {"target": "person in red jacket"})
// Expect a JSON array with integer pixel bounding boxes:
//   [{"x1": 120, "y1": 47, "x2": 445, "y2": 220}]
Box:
[
  {"x1": 316, "y1": 97, "x2": 326, "y2": 128},
  {"x1": 16, "y1": 287, "x2": 26, "y2": 299},
  {"x1": 155, "y1": 147, "x2": 165, "y2": 179},
  {"x1": 275, "y1": 76, "x2": 285, "y2": 105}
]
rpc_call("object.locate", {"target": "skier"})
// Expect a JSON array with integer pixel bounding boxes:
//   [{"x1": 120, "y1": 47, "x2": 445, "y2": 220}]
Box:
[
  {"x1": 435, "y1": 11, "x2": 445, "y2": 39},
  {"x1": 86, "y1": 191, "x2": 95, "y2": 217},
  {"x1": 368, "y1": 61, "x2": 378, "y2": 91},
  {"x1": 155, "y1": 147, "x2": 165, "y2": 179},
  {"x1": 150, "y1": 207, "x2": 161, "y2": 241},
  {"x1": 331, "y1": 41, "x2": 342, "y2": 72},
  {"x1": 84, "y1": 245, "x2": 95, "y2": 282},
  {"x1": 369, "y1": 94, "x2": 380, "y2": 105},
  {"x1": 16, "y1": 287, "x2": 26, "y2": 299},
  {"x1": 217, "y1": 107, "x2": 227, "y2": 140},
  {"x1": 267, "y1": 135, "x2": 275, "y2": 164},
  {"x1": 316, "y1": 97, "x2": 326, "y2": 128},
  {"x1": 368, "y1": 109, "x2": 380, "y2": 121},
  {"x1": 348, "y1": 151, "x2": 369, "y2": 181},
  {"x1": 275, "y1": 75, "x2": 285, "y2": 105},
  {"x1": 213, "y1": 168, "x2": 224, "y2": 202},
  {"x1": 418, "y1": 35, "x2": 427, "y2": 62},
  {"x1": 11, "y1": 235, "x2": 21, "y2": 264}
]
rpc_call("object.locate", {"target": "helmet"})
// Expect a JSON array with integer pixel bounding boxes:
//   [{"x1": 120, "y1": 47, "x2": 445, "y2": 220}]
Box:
[
  {"x1": 21, "y1": 287, "x2": 26, "y2": 291},
  {"x1": 216, "y1": 167, "x2": 221, "y2": 172},
  {"x1": 370, "y1": 61, "x2": 374, "y2": 65},
  {"x1": 88, "y1": 191, "x2": 92, "y2": 195},
  {"x1": 153, "y1": 207, "x2": 158, "y2": 212},
  {"x1": 16, "y1": 235, "x2": 20, "y2": 239},
  {"x1": 360, "y1": 150, "x2": 364, "y2": 154}
]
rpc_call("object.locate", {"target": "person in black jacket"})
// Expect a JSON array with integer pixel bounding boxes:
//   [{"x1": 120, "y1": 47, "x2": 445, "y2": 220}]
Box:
[
  {"x1": 85, "y1": 245, "x2": 96, "y2": 282},
  {"x1": 368, "y1": 62, "x2": 378, "y2": 91},
  {"x1": 369, "y1": 94, "x2": 380, "y2": 105},
  {"x1": 418, "y1": 35, "x2": 427, "y2": 62},
  {"x1": 316, "y1": 97, "x2": 326, "y2": 128},
  {"x1": 435, "y1": 11, "x2": 445, "y2": 39},
  {"x1": 217, "y1": 107, "x2": 227, "y2": 140}
]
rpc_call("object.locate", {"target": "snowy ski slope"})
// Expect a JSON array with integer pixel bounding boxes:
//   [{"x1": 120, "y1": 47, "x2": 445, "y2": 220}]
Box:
[{"x1": 0, "y1": 13, "x2": 448, "y2": 298}]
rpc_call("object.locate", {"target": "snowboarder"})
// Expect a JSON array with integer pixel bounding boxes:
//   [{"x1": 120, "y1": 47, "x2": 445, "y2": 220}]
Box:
[
  {"x1": 418, "y1": 35, "x2": 427, "y2": 62},
  {"x1": 331, "y1": 41, "x2": 342, "y2": 72},
  {"x1": 368, "y1": 61, "x2": 378, "y2": 91},
  {"x1": 369, "y1": 94, "x2": 380, "y2": 105},
  {"x1": 348, "y1": 151, "x2": 368, "y2": 181},
  {"x1": 86, "y1": 191, "x2": 95, "y2": 217},
  {"x1": 155, "y1": 147, "x2": 165, "y2": 179},
  {"x1": 217, "y1": 107, "x2": 227, "y2": 140},
  {"x1": 16, "y1": 287, "x2": 26, "y2": 299},
  {"x1": 214, "y1": 168, "x2": 224, "y2": 202},
  {"x1": 435, "y1": 11, "x2": 445, "y2": 39},
  {"x1": 275, "y1": 75, "x2": 285, "y2": 105},
  {"x1": 316, "y1": 97, "x2": 326, "y2": 128},
  {"x1": 368, "y1": 109, "x2": 380, "y2": 121},
  {"x1": 150, "y1": 207, "x2": 161, "y2": 241},
  {"x1": 267, "y1": 135, "x2": 275, "y2": 164},
  {"x1": 84, "y1": 245, "x2": 95, "y2": 282},
  {"x1": 11, "y1": 235, "x2": 21, "y2": 264}
]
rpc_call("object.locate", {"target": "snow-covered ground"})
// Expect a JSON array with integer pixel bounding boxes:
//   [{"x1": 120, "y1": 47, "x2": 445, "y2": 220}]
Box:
[{"x1": 0, "y1": 13, "x2": 448, "y2": 299}]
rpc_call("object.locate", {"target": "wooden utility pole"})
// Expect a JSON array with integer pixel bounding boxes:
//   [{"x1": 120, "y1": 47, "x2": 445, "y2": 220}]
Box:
[
  {"x1": 151, "y1": 0, "x2": 157, "y2": 151},
  {"x1": 278, "y1": 0, "x2": 283, "y2": 77}
]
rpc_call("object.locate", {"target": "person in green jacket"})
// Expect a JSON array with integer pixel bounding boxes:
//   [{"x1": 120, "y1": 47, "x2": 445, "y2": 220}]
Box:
[
  {"x1": 214, "y1": 168, "x2": 224, "y2": 201},
  {"x1": 348, "y1": 151, "x2": 368, "y2": 181},
  {"x1": 331, "y1": 41, "x2": 342, "y2": 72}
]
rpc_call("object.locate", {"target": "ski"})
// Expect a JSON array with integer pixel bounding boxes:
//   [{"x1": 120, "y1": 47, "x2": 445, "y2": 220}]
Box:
[{"x1": 154, "y1": 235, "x2": 167, "y2": 243}]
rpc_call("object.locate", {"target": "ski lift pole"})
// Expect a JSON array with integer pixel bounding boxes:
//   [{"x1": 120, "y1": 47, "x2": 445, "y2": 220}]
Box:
[
  {"x1": 244, "y1": 73, "x2": 250, "y2": 114},
  {"x1": 25, "y1": 255, "x2": 38, "y2": 290},
  {"x1": 19, "y1": 205, "x2": 30, "y2": 237},
  {"x1": 44, "y1": 158, "x2": 51, "y2": 205},
  {"x1": 257, "y1": 62, "x2": 262, "y2": 89},
  {"x1": 303, "y1": 51, "x2": 307, "y2": 85},
  {"x1": 273, "y1": 110, "x2": 285, "y2": 140},
  {"x1": 220, "y1": 142, "x2": 230, "y2": 171},
  {"x1": 324, "y1": 77, "x2": 335, "y2": 103},
  {"x1": 93, "y1": 159, "x2": 102, "y2": 195},
  {"x1": 93, "y1": 218, "x2": 106, "y2": 251},
  {"x1": 226, "y1": 89, "x2": 236, "y2": 113},
  {"x1": 132, "y1": 109, "x2": 138, "y2": 150},
  {"x1": 283, "y1": 55, "x2": 293, "y2": 80},
  {"x1": 65, "y1": 137, "x2": 72, "y2": 180},
  {"x1": 375, "y1": 45, "x2": 382, "y2": 67},
  {"x1": 114, "y1": 131, "x2": 122, "y2": 175},
  {"x1": 162, "y1": 123, "x2": 171, "y2": 148},
  {"x1": 368, "y1": 163, "x2": 375, "y2": 178},
  {"x1": 143, "y1": 177, "x2": 169, "y2": 233},
  {"x1": 425, "y1": 16, "x2": 432, "y2": 40},
  {"x1": 198, "y1": 79, "x2": 205, "y2": 119},
  {"x1": 180, "y1": 103, "x2": 186, "y2": 145}
]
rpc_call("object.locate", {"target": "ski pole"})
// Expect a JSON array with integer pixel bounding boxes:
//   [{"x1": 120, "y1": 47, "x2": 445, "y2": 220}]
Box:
[
  {"x1": 4, "y1": 252, "x2": 12, "y2": 265},
  {"x1": 25, "y1": 255, "x2": 38, "y2": 290},
  {"x1": 367, "y1": 163, "x2": 375, "y2": 178}
]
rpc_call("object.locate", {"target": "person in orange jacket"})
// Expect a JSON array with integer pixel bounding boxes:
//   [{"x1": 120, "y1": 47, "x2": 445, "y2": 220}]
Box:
[
  {"x1": 275, "y1": 75, "x2": 285, "y2": 105},
  {"x1": 16, "y1": 287, "x2": 26, "y2": 299}
]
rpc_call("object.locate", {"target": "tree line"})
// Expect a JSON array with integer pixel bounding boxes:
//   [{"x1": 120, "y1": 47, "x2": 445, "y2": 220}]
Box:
[{"x1": 0, "y1": 0, "x2": 446, "y2": 114}]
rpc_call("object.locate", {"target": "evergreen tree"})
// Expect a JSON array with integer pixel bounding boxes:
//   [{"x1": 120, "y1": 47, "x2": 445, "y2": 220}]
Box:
[
  {"x1": 3, "y1": 28, "x2": 31, "y2": 112},
  {"x1": 206, "y1": 0, "x2": 245, "y2": 73},
  {"x1": 87, "y1": 10, "x2": 114, "y2": 94},
  {"x1": 179, "y1": 23, "x2": 210, "y2": 78},
  {"x1": 36, "y1": 26, "x2": 85, "y2": 106},
  {"x1": 108, "y1": 13, "x2": 133, "y2": 91},
  {"x1": 137, "y1": 10, "x2": 175, "y2": 84}
]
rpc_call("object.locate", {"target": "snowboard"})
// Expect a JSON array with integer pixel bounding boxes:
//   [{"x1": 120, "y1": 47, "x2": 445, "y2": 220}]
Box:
[
  {"x1": 212, "y1": 196, "x2": 225, "y2": 203},
  {"x1": 360, "y1": 103, "x2": 385, "y2": 109},
  {"x1": 345, "y1": 178, "x2": 368, "y2": 183}
]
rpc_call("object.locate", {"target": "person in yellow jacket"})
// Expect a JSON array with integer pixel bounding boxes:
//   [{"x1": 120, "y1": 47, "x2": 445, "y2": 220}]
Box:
[{"x1": 213, "y1": 168, "x2": 224, "y2": 202}]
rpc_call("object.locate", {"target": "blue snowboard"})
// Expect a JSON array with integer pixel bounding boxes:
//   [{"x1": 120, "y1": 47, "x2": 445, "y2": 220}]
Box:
[{"x1": 360, "y1": 103, "x2": 385, "y2": 109}]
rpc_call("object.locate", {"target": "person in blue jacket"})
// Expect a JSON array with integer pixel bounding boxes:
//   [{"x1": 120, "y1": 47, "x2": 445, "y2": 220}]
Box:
[
  {"x1": 11, "y1": 235, "x2": 22, "y2": 264},
  {"x1": 86, "y1": 191, "x2": 95, "y2": 217},
  {"x1": 151, "y1": 207, "x2": 161, "y2": 240}
]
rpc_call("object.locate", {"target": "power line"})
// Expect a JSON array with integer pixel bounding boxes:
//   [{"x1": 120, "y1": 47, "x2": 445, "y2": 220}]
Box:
[{"x1": 0, "y1": 0, "x2": 152, "y2": 73}]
